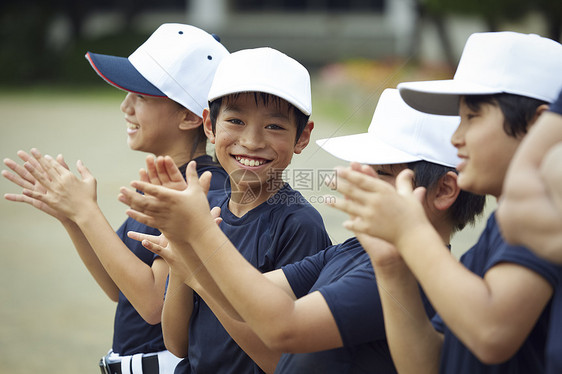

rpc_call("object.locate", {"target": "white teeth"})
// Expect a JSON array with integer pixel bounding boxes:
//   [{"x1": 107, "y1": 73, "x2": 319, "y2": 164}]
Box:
[
  {"x1": 127, "y1": 123, "x2": 139, "y2": 130},
  {"x1": 235, "y1": 156, "x2": 266, "y2": 167}
]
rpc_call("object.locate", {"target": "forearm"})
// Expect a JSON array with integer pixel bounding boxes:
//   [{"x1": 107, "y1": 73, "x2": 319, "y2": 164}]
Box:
[
  {"x1": 396, "y1": 225, "x2": 552, "y2": 363},
  {"x1": 169, "y1": 238, "x2": 244, "y2": 321},
  {"x1": 196, "y1": 284, "x2": 281, "y2": 374},
  {"x1": 190, "y1": 225, "x2": 299, "y2": 348},
  {"x1": 74, "y1": 205, "x2": 167, "y2": 324},
  {"x1": 62, "y1": 219, "x2": 119, "y2": 301},
  {"x1": 374, "y1": 262, "x2": 442, "y2": 374},
  {"x1": 162, "y1": 274, "x2": 193, "y2": 358}
]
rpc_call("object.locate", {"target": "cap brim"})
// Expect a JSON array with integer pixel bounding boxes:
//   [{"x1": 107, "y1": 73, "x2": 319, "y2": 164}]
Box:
[
  {"x1": 316, "y1": 133, "x2": 422, "y2": 165},
  {"x1": 397, "y1": 80, "x2": 501, "y2": 115},
  {"x1": 85, "y1": 52, "x2": 165, "y2": 97}
]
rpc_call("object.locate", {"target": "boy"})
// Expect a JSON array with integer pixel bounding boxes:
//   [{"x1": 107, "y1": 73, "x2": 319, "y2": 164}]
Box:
[
  {"x1": 331, "y1": 31, "x2": 562, "y2": 373},
  {"x1": 497, "y1": 89, "x2": 562, "y2": 374},
  {"x1": 120, "y1": 47, "x2": 332, "y2": 374},
  {"x1": 497, "y1": 88, "x2": 562, "y2": 263},
  {"x1": 2, "y1": 23, "x2": 229, "y2": 373},
  {"x1": 122, "y1": 89, "x2": 485, "y2": 373}
]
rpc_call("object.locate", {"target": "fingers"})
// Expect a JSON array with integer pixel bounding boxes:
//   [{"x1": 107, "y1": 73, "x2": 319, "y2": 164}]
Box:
[
  {"x1": 4, "y1": 192, "x2": 37, "y2": 206},
  {"x1": 325, "y1": 192, "x2": 371, "y2": 219},
  {"x1": 154, "y1": 156, "x2": 172, "y2": 185},
  {"x1": 139, "y1": 168, "x2": 149, "y2": 183},
  {"x1": 125, "y1": 208, "x2": 155, "y2": 228},
  {"x1": 127, "y1": 231, "x2": 168, "y2": 247},
  {"x1": 185, "y1": 160, "x2": 199, "y2": 187},
  {"x1": 76, "y1": 160, "x2": 93, "y2": 181},
  {"x1": 2, "y1": 158, "x2": 36, "y2": 189},
  {"x1": 349, "y1": 162, "x2": 377, "y2": 178},
  {"x1": 336, "y1": 167, "x2": 386, "y2": 193},
  {"x1": 129, "y1": 180, "x2": 167, "y2": 199},
  {"x1": 55, "y1": 154, "x2": 70, "y2": 170},
  {"x1": 199, "y1": 171, "x2": 212, "y2": 196},
  {"x1": 210, "y1": 206, "x2": 223, "y2": 226},
  {"x1": 330, "y1": 170, "x2": 374, "y2": 205},
  {"x1": 163, "y1": 156, "x2": 185, "y2": 183},
  {"x1": 145, "y1": 155, "x2": 161, "y2": 185},
  {"x1": 395, "y1": 169, "x2": 415, "y2": 195}
]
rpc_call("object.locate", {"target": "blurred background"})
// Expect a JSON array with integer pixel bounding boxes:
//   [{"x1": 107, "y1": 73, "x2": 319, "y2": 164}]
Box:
[{"x1": 1, "y1": 0, "x2": 560, "y2": 373}]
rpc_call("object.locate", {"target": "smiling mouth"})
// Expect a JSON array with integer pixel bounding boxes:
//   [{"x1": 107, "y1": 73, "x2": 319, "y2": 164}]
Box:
[
  {"x1": 127, "y1": 122, "x2": 140, "y2": 130},
  {"x1": 234, "y1": 155, "x2": 269, "y2": 167}
]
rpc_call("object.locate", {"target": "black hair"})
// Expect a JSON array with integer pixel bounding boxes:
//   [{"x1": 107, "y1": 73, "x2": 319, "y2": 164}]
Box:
[
  {"x1": 208, "y1": 92, "x2": 310, "y2": 142},
  {"x1": 407, "y1": 161, "x2": 486, "y2": 233},
  {"x1": 463, "y1": 93, "x2": 548, "y2": 138}
]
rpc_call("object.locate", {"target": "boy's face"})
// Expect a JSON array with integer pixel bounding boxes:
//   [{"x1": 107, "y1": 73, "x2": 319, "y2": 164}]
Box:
[
  {"x1": 205, "y1": 93, "x2": 310, "y2": 190},
  {"x1": 452, "y1": 98, "x2": 522, "y2": 197},
  {"x1": 120, "y1": 93, "x2": 187, "y2": 156}
]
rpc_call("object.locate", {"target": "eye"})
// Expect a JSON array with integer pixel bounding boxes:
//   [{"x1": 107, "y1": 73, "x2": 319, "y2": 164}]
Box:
[
  {"x1": 375, "y1": 169, "x2": 392, "y2": 177},
  {"x1": 265, "y1": 124, "x2": 285, "y2": 130},
  {"x1": 136, "y1": 94, "x2": 145, "y2": 99},
  {"x1": 227, "y1": 118, "x2": 244, "y2": 125}
]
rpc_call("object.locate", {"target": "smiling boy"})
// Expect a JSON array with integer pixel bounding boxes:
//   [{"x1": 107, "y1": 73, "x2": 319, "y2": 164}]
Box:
[{"x1": 119, "y1": 47, "x2": 331, "y2": 373}]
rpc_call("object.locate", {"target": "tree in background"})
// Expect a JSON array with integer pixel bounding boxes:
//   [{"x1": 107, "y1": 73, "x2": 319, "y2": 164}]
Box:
[{"x1": 409, "y1": 0, "x2": 561, "y2": 67}]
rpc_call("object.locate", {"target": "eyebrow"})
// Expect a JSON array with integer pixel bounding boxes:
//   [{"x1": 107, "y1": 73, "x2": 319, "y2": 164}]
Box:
[{"x1": 222, "y1": 103, "x2": 292, "y2": 122}]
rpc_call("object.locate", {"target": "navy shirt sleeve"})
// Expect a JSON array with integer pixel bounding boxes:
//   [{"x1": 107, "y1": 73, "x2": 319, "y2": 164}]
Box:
[
  {"x1": 272, "y1": 207, "x2": 332, "y2": 269},
  {"x1": 282, "y1": 249, "x2": 329, "y2": 298}
]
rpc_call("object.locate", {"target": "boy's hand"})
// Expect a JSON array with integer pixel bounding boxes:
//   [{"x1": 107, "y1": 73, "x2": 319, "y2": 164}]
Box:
[
  {"x1": 327, "y1": 166, "x2": 428, "y2": 245},
  {"x1": 128, "y1": 231, "x2": 192, "y2": 283},
  {"x1": 3, "y1": 149, "x2": 92, "y2": 223},
  {"x1": 356, "y1": 233, "x2": 404, "y2": 268},
  {"x1": 140, "y1": 155, "x2": 187, "y2": 191},
  {"x1": 119, "y1": 161, "x2": 215, "y2": 244},
  {"x1": 127, "y1": 206, "x2": 222, "y2": 286},
  {"x1": 20, "y1": 149, "x2": 98, "y2": 222}
]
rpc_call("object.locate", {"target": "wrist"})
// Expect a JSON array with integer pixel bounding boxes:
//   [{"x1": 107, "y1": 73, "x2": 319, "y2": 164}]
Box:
[{"x1": 73, "y1": 203, "x2": 103, "y2": 227}]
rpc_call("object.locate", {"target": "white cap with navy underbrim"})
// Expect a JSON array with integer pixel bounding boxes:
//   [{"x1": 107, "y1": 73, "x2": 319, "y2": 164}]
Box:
[
  {"x1": 316, "y1": 88, "x2": 460, "y2": 167},
  {"x1": 85, "y1": 23, "x2": 230, "y2": 118},
  {"x1": 398, "y1": 32, "x2": 562, "y2": 116},
  {"x1": 207, "y1": 47, "x2": 312, "y2": 116}
]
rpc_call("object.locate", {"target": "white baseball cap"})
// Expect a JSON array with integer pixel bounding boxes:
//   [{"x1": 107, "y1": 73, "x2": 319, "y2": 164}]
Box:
[
  {"x1": 85, "y1": 23, "x2": 230, "y2": 118},
  {"x1": 398, "y1": 32, "x2": 562, "y2": 115},
  {"x1": 207, "y1": 47, "x2": 312, "y2": 115},
  {"x1": 316, "y1": 88, "x2": 460, "y2": 167}
]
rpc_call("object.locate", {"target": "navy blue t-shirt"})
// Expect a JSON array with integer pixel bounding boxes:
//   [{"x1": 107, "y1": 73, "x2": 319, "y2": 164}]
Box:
[
  {"x1": 275, "y1": 237, "x2": 437, "y2": 373},
  {"x1": 276, "y1": 238, "x2": 395, "y2": 373},
  {"x1": 175, "y1": 183, "x2": 331, "y2": 374},
  {"x1": 112, "y1": 156, "x2": 228, "y2": 355},
  {"x1": 432, "y1": 212, "x2": 560, "y2": 374},
  {"x1": 546, "y1": 268, "x2": 562, "y2": 374}
]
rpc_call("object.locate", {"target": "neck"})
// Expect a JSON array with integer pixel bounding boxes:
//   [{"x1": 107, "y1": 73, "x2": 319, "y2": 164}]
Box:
[
  {"x1": 431, "y1": 217, "x2": 454, "y2": 247},
  {"x1": 161, "y1": 142, "x2": 208, "y2": 167}
]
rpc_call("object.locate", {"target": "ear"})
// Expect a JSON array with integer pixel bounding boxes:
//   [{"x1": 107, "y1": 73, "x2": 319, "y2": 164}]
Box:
[
  {"x1": 294, "y1": 121, "x2": 314, "y2": 154},
  {"x1": 527, "y1": 104, "x2": 550, "y2": 131},
  {"x1": 178, "y1": 109, "x2": 203, "y2": 131},
  {"x1": 202, "y1": 108, "x2": 216, "y2": 144},
  {"x1": 432, "y1": 171, "x2": 461, "y2": 211}
]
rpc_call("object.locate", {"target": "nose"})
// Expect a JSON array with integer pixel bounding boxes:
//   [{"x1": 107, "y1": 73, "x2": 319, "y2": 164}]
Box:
[
  {"x1": 120, "y1": 93, "x2": 134, "y2": 115},
  {"x1": 451, "y1": 120, "x2": 465, "y2": 149},
  {"x1": 238, "y1": 126, "x2": 265, "y2": 150}
]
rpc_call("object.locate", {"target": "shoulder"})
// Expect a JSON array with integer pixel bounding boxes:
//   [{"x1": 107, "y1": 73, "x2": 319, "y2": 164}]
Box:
[{"x1": 268, "y1": 184, "x2": 325, "y2": 221}]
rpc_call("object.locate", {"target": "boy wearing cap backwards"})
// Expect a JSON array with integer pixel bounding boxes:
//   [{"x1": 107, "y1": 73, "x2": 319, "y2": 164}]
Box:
[
  {"x1": 120, "y1": 47, "x2": 331, "y2": 374},
  {"x1": 497, "y1": 89, "x2": 562, "y2": 374},
  {"x1": 122, "y1": 89, "x2": 485, "y2": 373},
  {"x1": 331, "y1": 31, "x2": 562, "y2": 373},
  {"x1": 2, "y1": 23, "x2": 229, "y2": 373}
]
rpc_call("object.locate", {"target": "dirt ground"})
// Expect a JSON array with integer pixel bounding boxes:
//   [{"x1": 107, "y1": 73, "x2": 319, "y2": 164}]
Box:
[{"x1": 0, "y1": 91, "x2": 495, "y2": 373}]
